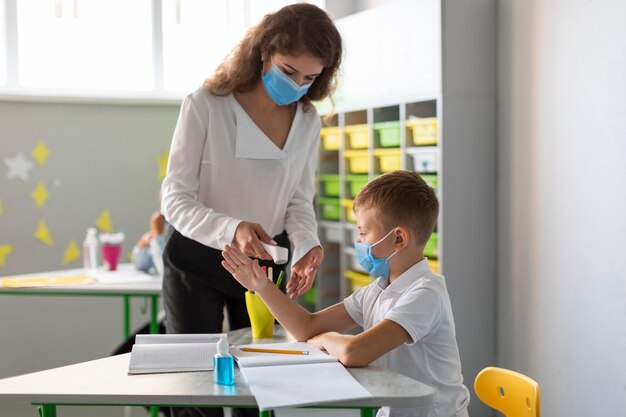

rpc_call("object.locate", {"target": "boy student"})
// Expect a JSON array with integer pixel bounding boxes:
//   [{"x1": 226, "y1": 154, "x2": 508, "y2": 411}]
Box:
[{"x1": 221, "y1": 170, "x2": 470, "y2": 417}]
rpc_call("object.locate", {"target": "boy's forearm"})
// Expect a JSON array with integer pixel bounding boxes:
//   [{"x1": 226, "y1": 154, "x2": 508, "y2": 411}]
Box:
[
  {"x1": 311, "y1": 332, "x2": 369, "y2": 367},
  {"x1": 256, "y1": 281, "x2": 317, "y2": 341}
]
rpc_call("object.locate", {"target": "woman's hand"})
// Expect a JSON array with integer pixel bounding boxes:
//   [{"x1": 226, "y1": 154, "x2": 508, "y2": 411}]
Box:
[
  {"x1": 233, "y1": 221, "x2": 274, "y2": 260},
  {"x1": 221, "y1": 245, "x2": 269, "y2": 292},
  {"x1": 287, "y1": 246, "x2": 323, "y2": 299}
]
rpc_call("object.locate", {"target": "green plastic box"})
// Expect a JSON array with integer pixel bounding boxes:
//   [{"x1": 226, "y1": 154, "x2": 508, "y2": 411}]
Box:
[
  {"x1": 421, "y1": 174, "x2": 438, "y2": 192},
  {"x1": 345, "y1": 174, "x2": 369, "y2": 198},
  {"x1": 374, "y1": 121, "x2": 401, "y2": 148},
  {"x1": 319, "y1": 174, "x2": 340, "y2": 197},
  {"x1": 424, "y1": 232, "x2": 439, "y2": 259},
  {"x1": 318, "y1": 197, "x2": 340, "y2": 221}
]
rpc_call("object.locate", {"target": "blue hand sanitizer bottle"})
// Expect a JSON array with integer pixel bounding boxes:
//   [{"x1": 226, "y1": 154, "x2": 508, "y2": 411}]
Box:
[{"x1": 214, "y1": 335, "x2": 234, "y2": 386}]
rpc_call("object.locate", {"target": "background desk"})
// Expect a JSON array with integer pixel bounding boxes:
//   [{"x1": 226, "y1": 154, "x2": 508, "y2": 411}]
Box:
[
  {"x1": 0, "y1": 264, "x2": 162, "y2": 340},
  {"x1": 0, "y1": 352, "x2": 435, "y2": 417}
]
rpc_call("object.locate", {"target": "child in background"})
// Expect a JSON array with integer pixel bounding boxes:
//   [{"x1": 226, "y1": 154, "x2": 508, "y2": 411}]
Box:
[
  {"x1": 132, "y1": 210, "x2": 168, "y2": 276},
  {"x1": 222, "y1": 170, "x2": 469, "y2": 417}
]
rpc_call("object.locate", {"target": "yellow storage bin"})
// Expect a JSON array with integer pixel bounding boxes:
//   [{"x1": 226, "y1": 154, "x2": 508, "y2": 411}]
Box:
[
  {"x1": 406, "y1": 117, "x2": 438, "y2": 146},
  {"x1": 374, "y1": 148, "x2": 401, "y2": 173},
  {"x1": 346, "y1": 270, "x2": 372, "y2": 292},
  {"x1": 320, "y1": 126, "x2": 340, "y2": 151},
  {"x1": 429, "y1": 259, "x2": 440, "y2": 274},
  {"x1": 341, "y1": 199, "x2": 357, "y2": 223},
  {"x1": 344, "y1": 124, "x2": 369, "y2": 149},
  {"x1": 344, "y1": 150, "x2": 369, "y2": 174}
]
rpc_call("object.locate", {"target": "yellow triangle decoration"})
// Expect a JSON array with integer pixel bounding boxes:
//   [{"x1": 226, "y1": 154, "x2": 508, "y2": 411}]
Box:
[
  {"x1": 157, "y1": 149, "x2": 169, "y2": 181},
  {"x1": 32, "y1": 141, "x2": 51, "y2": 166},
  {"x1": 0, "y1": 244, "x2": 14, "y2": 266},
  {"x1": 31, "y1": 181, "x2": 49, "y2": 208},
  {"x1": 96, "y1": 209, "x2": 113, "y2": 232},
  {"x1": 62, "y1": 239, "x2": 81, "y2": 265},
  {"x1": 34, "y1": 219, "x2": 54, "y2": 246}
]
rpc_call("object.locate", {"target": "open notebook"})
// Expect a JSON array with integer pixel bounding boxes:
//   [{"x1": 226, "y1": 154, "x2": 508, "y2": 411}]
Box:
[
  {"x1": 231, "y1": 342, "x2": 338, "y2": 368},
  {"x1": 127, "y1": 333, "x2": 224, "y2": 375}
]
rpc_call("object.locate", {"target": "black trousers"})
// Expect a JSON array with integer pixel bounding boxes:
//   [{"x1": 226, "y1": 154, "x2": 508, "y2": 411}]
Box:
[{"x1": 162, "y1": 229, "x2": 289, "y2": 417}]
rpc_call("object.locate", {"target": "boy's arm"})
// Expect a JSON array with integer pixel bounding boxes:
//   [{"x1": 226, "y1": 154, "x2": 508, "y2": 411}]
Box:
[
  {"x1": 308, "y1": 319, "x2": 411, "y2": 367},
  {"x1": 221, "y1": 245, "x2": 357, "y2": 341}
]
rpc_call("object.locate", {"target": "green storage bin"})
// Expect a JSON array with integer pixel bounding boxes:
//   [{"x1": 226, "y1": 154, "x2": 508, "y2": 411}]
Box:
[
  {"x1": 318, "y1": 197, "x2": 340, "y2": 221},
  {"x1": 421, "y1": 174, "x2": 438, "y2": 192},
  {"x1": 303, "y1": 286, "x2": 316, "y2": 306},
  {"x1": 319, "y1": 174, "x2": 340, "y2": 197},
  {"x1": 345, "y1": 174, "x2": 369, "y2": 198},
  {"x1": 424, "y1": 232, "x2": 439, "y2": 259},
  {"x1": 374, "y1": 121, "x2": 401, "y2": 147}
]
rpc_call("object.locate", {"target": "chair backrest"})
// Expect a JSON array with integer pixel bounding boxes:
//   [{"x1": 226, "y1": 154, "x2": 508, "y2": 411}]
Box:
[{"x1": 474, "y1": 366, "x2": 541, "y2": 417}]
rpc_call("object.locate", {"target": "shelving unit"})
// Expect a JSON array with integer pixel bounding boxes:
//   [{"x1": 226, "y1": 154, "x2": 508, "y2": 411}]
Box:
[{"x1": 304, "y1": 99, "x2": 442, "y2": 310}]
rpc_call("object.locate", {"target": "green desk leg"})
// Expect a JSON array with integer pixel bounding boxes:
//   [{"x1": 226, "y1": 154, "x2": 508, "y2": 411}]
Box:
[
  {"x1": 38, "y1": 404, "x2": 56, "y2": 417},
  {"x1": 123, "y1": 295, "x2": 131, "y2": 340},
  {"x1": 150, "y1": 295, "x2": 159, "y2": 334},
  {"x1": 360, "y1": 407, "x2": 377, "y2": 417},
  {"x1": 259, "y1": 411, "x2": 271, "y2": 417}
]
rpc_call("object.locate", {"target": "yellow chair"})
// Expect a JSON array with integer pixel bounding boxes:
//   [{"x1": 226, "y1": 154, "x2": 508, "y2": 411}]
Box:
[{"x1": 474, "y1": 366, "x2": 541, "y2": 417}]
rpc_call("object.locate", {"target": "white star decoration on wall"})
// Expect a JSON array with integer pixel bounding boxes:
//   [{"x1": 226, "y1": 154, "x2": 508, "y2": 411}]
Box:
[{"x1": 4, "y1": 152, "x2": 35, "y2": 182}]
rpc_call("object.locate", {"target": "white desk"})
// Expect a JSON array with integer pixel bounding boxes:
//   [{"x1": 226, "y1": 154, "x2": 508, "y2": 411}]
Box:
[
  {"x1": 0, "y1": 351, "x2": 435, "y2": 417},
  {"x1": 0, "y1": 264, "x2": 162, "y2": 339}
]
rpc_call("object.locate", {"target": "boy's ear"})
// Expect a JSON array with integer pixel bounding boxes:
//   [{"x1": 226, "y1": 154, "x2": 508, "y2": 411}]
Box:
[{"x1": 394, "y1": 227, "x2": 410, "y2": 248}]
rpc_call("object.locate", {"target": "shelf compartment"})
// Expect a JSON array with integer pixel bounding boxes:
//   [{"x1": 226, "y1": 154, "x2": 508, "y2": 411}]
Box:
[
  {"x1": 319, "y1": 174, "x2": 340, "y2": 197},
  {"x1": 406, "y1": 117, "x2": 438, "y2": 146},
  {"x1": 320, "y1": 127, "x2": 340, "y2": 151},
  {"x1": 318, "y1": 197, "x2": 341, "y2": 221},
  {"x1": 374, "y1": 148, "x2": 402, "y2": 173},
  {"x1": 345, "y1": 174, "x2": 369, "y2": 199},
  {"x1": 374, "y1": 121, "x2": 401, "y2": 148},
  {"x1": 424, "y1": 231, "x2": 439, "y2": 259},
  {"x1": 345, "y1": 270, "x2": 373, "y2": 292},
  {"x1": 407, "y1": 146, "x2": 438, "y2": 173},
  {"x1": 341, "y1": 199, "x2": 357, "y2": 223},
  {"x1": 344, "y1": 124, "x2": 370, "y2": 149},
  {"x1": 320, "y1": 223, "x2": 342, "y2": 243},
  {"x1": 344, "y1": 150, "x2": 369, "y2": 174}
]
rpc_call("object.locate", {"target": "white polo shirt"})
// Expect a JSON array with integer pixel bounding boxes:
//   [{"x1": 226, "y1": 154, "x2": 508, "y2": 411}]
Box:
[
  {"x1": 344, "y1": 259, "x2": 470, "y2": 417},
  {"x1": 161, "y1": 87, "x2": 321, "y2": 264}
]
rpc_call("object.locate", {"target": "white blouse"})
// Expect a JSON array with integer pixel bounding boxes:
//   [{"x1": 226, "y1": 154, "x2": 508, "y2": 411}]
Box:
[{"x1": 161, "y1": 87, "x2": 321, "y2": 265}]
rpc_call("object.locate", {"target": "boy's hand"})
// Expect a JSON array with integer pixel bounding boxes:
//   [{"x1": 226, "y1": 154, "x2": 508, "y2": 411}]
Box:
[
  {"x1": 221, "y1": 244, "x2": 269, "y2": 292},
  {"x1": 288, "y1": 246, "x2": 323, "y2": 299}
]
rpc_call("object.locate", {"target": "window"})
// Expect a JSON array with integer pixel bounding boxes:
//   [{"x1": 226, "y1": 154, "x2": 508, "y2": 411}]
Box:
[
  {"x1": 17, "y1": 0, "x2": 153, "y2": 91},
  {"x1": 1, "y1": 0, "x2": 326, "y2": 99}
]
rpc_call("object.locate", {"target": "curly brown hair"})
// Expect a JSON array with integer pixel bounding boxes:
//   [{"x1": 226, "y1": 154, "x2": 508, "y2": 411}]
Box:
[{"x1": 204, "y1": 3, "x2": 342, "y2": 110}]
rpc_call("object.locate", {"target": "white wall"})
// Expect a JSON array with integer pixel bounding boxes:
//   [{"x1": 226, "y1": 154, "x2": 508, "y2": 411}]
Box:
[{"x1": 498, "y1": 1, "x2": 626, "y2": 416}]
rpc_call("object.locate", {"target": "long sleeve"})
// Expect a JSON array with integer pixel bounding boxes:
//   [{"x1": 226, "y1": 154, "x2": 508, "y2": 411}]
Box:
[
  {"x1": 161, "y1": 91, "x2": 242, "y2": 250},
  {"x1": 284, "y1": 119, "x2": 322, "y2": 265}
]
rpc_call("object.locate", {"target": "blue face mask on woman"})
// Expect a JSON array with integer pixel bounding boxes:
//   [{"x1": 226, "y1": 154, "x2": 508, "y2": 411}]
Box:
[
  {"x1": 354, "y1": 228, "x2": 398, "y2": 279},
  {"x1": 262, "y1": 61, "x2": 312, "y2": 106}
]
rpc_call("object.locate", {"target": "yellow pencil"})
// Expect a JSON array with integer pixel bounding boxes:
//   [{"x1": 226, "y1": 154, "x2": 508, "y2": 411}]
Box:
[{"x1": 239, "y1": 347, "x2": 309, "y2": 355}]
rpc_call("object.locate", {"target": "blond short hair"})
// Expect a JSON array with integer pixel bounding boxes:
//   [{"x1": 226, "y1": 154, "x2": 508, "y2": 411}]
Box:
[{"x1": 353, "y1": 171, "x2": 439, "y2": 247}]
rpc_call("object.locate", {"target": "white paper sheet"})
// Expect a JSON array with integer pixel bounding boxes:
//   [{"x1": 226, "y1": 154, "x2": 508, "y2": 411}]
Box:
[
  {"x1": 239, "y1": 362, "x2": 373, "y2": 410},
  {"x1": 232, "y1": 342, "x2": 337, "y2": 368}
]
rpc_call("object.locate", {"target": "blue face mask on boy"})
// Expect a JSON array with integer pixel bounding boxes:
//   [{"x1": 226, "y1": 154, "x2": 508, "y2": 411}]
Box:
[
  {"x1": 262, "y1": 61, "x2": 312, "y2": 106},
  {"x1": 354, "y1": 228, "x2": 399, "y2": 279}
]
